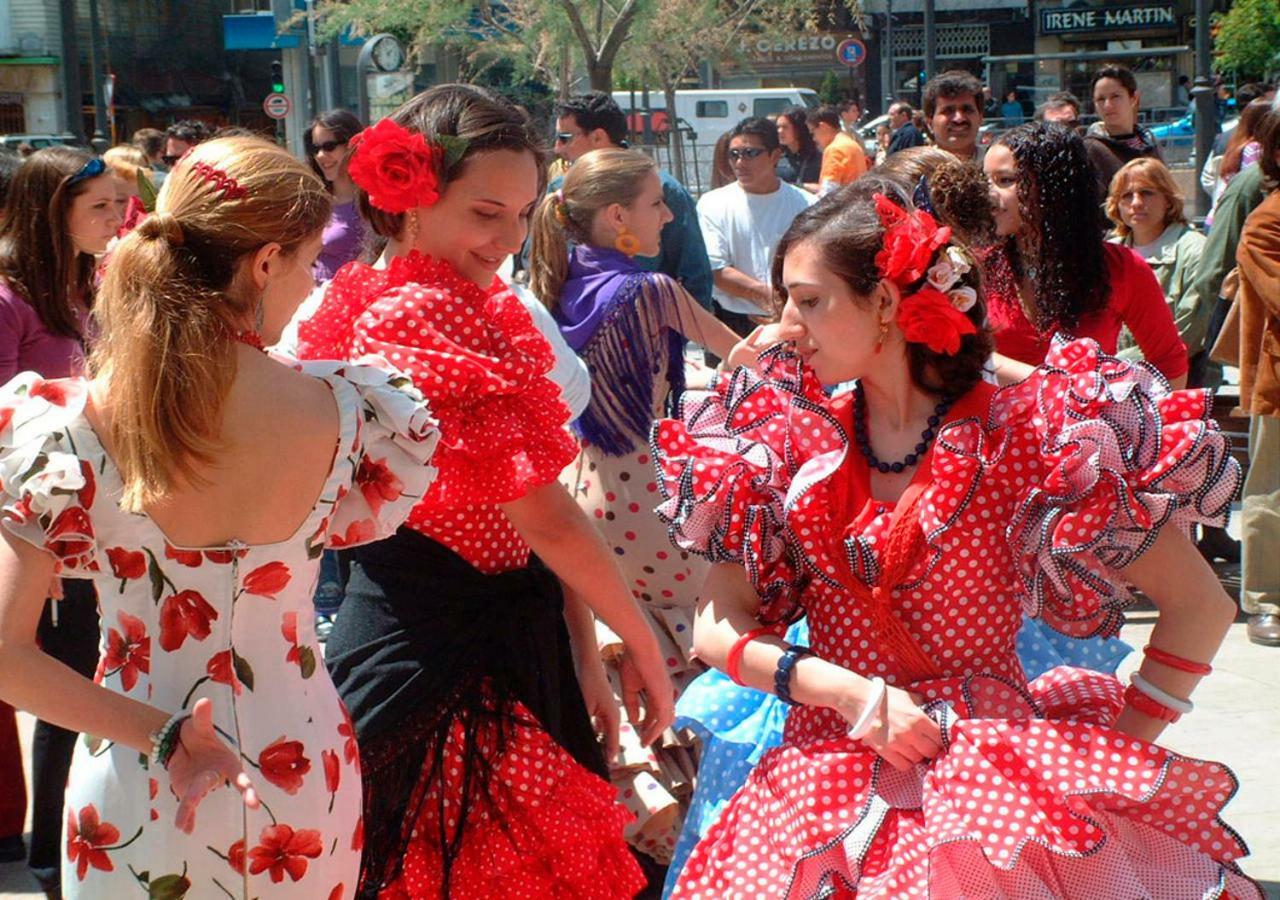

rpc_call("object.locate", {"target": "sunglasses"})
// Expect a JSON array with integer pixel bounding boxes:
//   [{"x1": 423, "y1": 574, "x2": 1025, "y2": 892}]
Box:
[
  {"x1": 65, "y1": 157, "x2": 106, "y2": 188},
  {"x1": 311, "y1": 140, "x2": 347, "y2": 154},
  {"x1": 554, "y1": 131, "x2": 579, "y2": 144},
  {"x1": 727, "y1": 147, "x2": 767, "y2": 162},
  {"x1": 161, "y1": 154, "x2": 182, "y2": 167}
]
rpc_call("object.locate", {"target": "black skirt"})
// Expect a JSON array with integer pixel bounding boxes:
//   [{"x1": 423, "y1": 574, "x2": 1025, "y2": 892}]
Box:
[{"x1": 325, "y1": 527, "x2": 604, "y2": 895}]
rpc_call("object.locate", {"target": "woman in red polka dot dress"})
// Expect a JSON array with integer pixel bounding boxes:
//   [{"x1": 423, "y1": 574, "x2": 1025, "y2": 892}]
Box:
[
  {"x1": 293, "y1": 85, "x2": 675, "y2": 899},
  {"x1": 527, "y1": 149, "x2": 743, "y2": 863},
  {"x1": 653, "y1": 180, "x2": 1263, "y2": 898}
]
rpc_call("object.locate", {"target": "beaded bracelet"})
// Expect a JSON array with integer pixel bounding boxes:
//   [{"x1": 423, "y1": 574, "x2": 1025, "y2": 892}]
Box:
[
  {"x1": 726, "y1": 625, "x2": 779, "y2": 686},
  {"x1": 1142, "y1": 645, "x2": 1213, "y2": 676},
  {"x1": 773, "y1": 644, "x2": 811, "y2": 706},
  {"x1": 1130, "y1": 672, "x2": 1194, "y2": 716},
  {"x1": 1123, "y1": 684, "x2": 1182, "y2": 723},
  {"x1": 148, "y1": 711, "x2": 190, "y2": 770}
]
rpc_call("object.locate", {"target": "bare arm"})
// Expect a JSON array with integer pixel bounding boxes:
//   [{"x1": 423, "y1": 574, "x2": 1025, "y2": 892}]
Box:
[
  {"x1": 0, "y1": 531, "x2": 168, "y2": 753},
  {"x1": 694, "y1": 562, "x2": 941, "y2": 770},
  {"x1": 990, "y1": 352, "x2": 1035, "y2": 385},
  {"x1": 502, "y1": 481, "x2": 674, "y2": 744},
  {"x1": 664, "y1": 281, "x2": 744, "y2": 362},
  {"x1": 1112, "y1": 526, "x2": 1237, "y2": 742},
  {"x1": 712, "y1": 267, "x2": 771, "y2": 309}
]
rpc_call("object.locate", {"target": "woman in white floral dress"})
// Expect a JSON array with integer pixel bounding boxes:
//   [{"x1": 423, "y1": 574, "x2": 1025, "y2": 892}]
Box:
[{"x1": 0, "y1": 137, "x2": 438, "y2": 898}]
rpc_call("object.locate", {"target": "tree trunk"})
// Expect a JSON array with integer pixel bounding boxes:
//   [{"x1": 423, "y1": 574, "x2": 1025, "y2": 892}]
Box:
[
  {"x1": 588, "y1": 60, "x2": 612, "y2": 92},
  {"x1": 664, "y1": 83, "x2": 686, "y2": 184}
]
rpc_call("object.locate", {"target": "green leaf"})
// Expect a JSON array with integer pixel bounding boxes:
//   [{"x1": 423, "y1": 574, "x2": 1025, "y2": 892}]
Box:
[
  {"x1": 232, "y1": 649, "x2": 255, "y2": 692},
  {"x1": 149, "y1": 874, "x2": 191, "y2": 900},
  {"x1": 298, "y1": 645, "x2": 317, "y2": 680},
  {"x1": 437, "y1": 134, "x2": 469, "y2": 172},
  {"x1": 148, "y1": 552, "x2": 164, "y2": 604},
  {"x1": 136, "y1": 169, "x2": 158, "y2": 213}
]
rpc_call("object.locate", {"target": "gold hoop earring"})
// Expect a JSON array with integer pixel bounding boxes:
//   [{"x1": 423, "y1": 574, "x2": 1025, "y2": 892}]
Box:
[{"x1": 614, "y1": 226, "x2": 641, "y2": 256}]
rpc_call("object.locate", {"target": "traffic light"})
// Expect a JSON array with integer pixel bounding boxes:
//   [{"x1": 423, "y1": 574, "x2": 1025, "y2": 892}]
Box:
[{"x1": 270, "y1": 61, "x2": 285, "y2": 94}]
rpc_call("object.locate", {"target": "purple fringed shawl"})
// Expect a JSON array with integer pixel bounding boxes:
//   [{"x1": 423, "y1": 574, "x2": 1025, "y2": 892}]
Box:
[{"x1": 556, "y1": 246, "x2": 690, "y2": 456}]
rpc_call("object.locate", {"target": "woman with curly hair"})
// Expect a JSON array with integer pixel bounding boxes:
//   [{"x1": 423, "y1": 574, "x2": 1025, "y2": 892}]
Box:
[
  {"x1": 982, "y1": 121, "x2": 1186, "y2": 386},
  {"x1": 774, "y1": 107, "x2": 821, "y2": 192}
]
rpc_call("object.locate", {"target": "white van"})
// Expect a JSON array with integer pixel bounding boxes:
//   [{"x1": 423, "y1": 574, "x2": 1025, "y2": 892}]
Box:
[{"x1": 611, "y1": 88, "x2": 821, "y2": 145}]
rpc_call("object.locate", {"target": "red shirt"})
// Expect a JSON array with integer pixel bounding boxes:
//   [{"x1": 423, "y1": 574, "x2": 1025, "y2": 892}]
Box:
[
  {"x1": 984, "y1": 242, "x2": 1187, "y2": 380},
  {"x1": 296, "y1": 253, "x2": 578, "y2": 574}
]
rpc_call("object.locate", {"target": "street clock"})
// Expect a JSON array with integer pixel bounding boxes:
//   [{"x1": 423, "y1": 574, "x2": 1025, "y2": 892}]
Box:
[{"x1": 369, "y1": 34, "x2": 405, "y2": 73}]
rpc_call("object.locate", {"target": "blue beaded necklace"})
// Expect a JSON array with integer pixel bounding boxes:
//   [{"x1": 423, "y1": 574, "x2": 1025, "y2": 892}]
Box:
[{"x1": 852, "y1": 382, "x2": 954, "y2": 474}]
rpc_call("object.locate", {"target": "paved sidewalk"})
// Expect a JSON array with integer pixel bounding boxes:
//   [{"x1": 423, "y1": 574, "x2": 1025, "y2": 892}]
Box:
[{"x1": 4, "y1": 562, "x2": 1278, "y2": 898}]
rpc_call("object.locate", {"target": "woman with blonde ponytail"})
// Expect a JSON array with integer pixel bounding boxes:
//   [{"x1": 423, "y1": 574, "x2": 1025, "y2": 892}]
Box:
[
  {"x1": 0, "y1": 135, "x2": 439, "y2": 897},
  {"x1": 529, "y1": 147, "x2": 742, "y2": 867}
]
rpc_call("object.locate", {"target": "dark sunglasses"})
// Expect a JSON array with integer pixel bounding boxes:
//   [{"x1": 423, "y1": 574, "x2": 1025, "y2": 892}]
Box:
[
  {"x1": 311, "y1": 139, "x2": 347, "y2": 154},
  {"x1": 161, "y1": 154, "x2": 182, "y2": 167},
  {"x1": 65, "y1": 157, "x2": 106, "y2": 188},
  {"x1": 554, "y1": 131, "x2": 578, "y2": 143},
  {"x1": 727, "y1": 147, "x2": 767, "y2": 162}
]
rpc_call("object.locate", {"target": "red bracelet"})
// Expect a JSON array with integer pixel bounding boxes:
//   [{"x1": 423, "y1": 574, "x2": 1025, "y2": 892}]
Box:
[
  {"x1": 1142, "y1": 645, "x2": 1212, "y2": 676},
  {"x1": 726, "y1": 626, "x2": 779, "y2": 687},
  {"x1": 1123, "y1": 684, "x2": 1182, "y2": 723}
]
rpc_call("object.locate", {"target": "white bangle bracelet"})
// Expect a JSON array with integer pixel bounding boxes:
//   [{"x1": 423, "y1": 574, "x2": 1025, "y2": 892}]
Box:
[
  {"x1": 847, "y1": 676, "x2": 886, "y2": 740},
  {"x1": 1130, "y1": 672, "x2": 1194, "y2": 716}
]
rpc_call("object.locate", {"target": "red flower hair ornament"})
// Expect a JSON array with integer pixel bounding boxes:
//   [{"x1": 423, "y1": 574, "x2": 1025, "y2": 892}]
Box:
[
  {"x1": 873, "y1": 193, "x2": 978, "y2": 356},
  {"x1": 347, "y1": 118, "x2": 470, "y2": 215}
]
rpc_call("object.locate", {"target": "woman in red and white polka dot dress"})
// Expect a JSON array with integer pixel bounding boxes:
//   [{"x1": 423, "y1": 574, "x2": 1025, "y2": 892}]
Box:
[
  {"x1": 653, "y1": 181, "x2": 1263, "y2": 897},
  {"x1": 293, "y1": 85, "x2": 674, "y2": 899},
  {"x1": 526, "y1": 149, "x2": 744, "y2": 863}
]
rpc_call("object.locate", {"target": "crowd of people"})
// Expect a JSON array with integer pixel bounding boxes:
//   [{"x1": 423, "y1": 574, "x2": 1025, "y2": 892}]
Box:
[{"x1": 0, "y1": 62, "x2": 1274, "y2": 900}]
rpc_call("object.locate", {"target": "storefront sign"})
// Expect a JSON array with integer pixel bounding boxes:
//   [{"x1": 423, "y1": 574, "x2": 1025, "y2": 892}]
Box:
[
  {"x1": 1039, "y1": 3, "x2": 1176, "y2": 35},
  {"x1": 744, "y1": 33, "x2": 859, "y2": 70}
]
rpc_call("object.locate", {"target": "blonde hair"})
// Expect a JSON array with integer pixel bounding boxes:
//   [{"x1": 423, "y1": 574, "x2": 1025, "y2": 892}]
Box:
[
  {"x1": 1105, "y1": 157, "x2": 1186, "y2": 239},
  {"x1": 91, "y1": 136, "x2": 331, "y2": 511},
  {"x1": 528, "y1": 148, "x2": 656, "y2": 310},
  {"x1": 103, "y1": 145, "x2": 153, "y2": 188}
]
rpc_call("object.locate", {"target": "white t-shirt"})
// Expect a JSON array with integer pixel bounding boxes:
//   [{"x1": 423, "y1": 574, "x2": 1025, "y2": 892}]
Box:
[{"x1": 697, "y1": 180, "x2": 817, "y2": 316}]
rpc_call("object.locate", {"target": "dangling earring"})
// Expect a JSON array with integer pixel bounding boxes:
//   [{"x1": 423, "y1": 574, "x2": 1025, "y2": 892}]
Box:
[
  {"x1": 614, "y1": 225, "x2": 641, "y2": 256},
  {"x1": 254, "y1": 292, "x2": 266, "y2": 332},
  {"x1": 406, "y1": 209, "x2": 420, "y2": 247},
  {"x1": 874, "y1": 317, "x2": 889, "y2": 354}
]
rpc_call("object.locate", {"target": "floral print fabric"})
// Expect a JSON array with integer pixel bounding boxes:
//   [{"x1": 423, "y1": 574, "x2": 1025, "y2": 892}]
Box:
[{"x1": 0, "y1": 358, "x2": 438, "y2": 899}]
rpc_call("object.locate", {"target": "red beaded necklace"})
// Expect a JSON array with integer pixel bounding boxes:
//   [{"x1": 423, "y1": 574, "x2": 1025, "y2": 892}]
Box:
[{"x1": 230, "y1": 330, "x2": 266, "y2": 352}]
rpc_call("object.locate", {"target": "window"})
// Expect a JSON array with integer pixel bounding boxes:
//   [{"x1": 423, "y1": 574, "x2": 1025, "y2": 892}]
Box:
[
  {"x1": 696, "y1": 100, "x2": 728, "y2": 118},
  {"x1": 753, "y1": 98, "x2": 791, "y2": 117}
]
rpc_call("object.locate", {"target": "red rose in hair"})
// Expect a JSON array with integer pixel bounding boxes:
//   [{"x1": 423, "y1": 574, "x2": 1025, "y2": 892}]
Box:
[
  {"x1": 258, "y1": 737, "x2": 311, "y2": 795},
  {"x1": 873, "y1": 194, "x2": 951, "y2": 287},
  {"x1": 896, "y1": 287, "x2": 978, "y2": 356},
  {"x1": 347, "y1": 119, "x2": 442, "y2": 214}
]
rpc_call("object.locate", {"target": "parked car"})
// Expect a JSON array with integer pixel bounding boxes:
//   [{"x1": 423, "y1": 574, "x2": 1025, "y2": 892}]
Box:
[{"x1": 0, "y1": 133, "x2": 82, "y2": 153}]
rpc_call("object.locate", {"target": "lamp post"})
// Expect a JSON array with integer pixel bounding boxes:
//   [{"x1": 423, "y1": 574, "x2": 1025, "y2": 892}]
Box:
[
  {"x1": 87, "y1": 0, "x2": 109, "y2": 152},
  {"x1": 1191, "y1": 0, "x2": 1216, "y2": 219}
]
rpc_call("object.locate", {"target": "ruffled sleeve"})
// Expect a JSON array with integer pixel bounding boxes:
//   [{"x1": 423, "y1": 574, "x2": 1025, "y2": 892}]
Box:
[
  {"x1": 993, "y1": 336, "x2": 1241, "y2": 638},
  {"x1": 298, "y1": 253, "x2": 578, "y2": 510},
  {"x1": 277, "y1": 356, "x2": 438, "y2": 551},
  {"x1": 0, "y1": 374, "x2": 100, "y2": 574},
  {"x1": 652, "y1": 348, "x2": 827, "y2": 624}
]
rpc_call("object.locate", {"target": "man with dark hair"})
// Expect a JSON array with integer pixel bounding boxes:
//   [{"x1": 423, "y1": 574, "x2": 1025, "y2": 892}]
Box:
[
  {"x1": 922, "y1": 69, "x2": 985, "y2": 160},
  {"x1": 550, "y1": 91, "x2": 712, "y2": 307},
  {"x1": 162, "y1": 120, "x2": 210, "y2": 167},
  {"x1": 1084, "y1": 63, "x2": 1161, "y2": 198},
  {"x1": 696, "y1": 116, "x2": 815, "y2": 337},
  {"x1": 1036, "y1": 92, "x2": 1082, "y2": 131},
  {"x1": 839, "y1": 98, "x2": 862, "y2": 133},
  {"x1": 886, "y1": 100, "x2": 926, "y2": 154},
  {"x1": 810, "y1": 105, "x2": 867, "y2": 195},
  {"x1": 131, "y1": 127, "x2": 165, "y2": 169}
]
